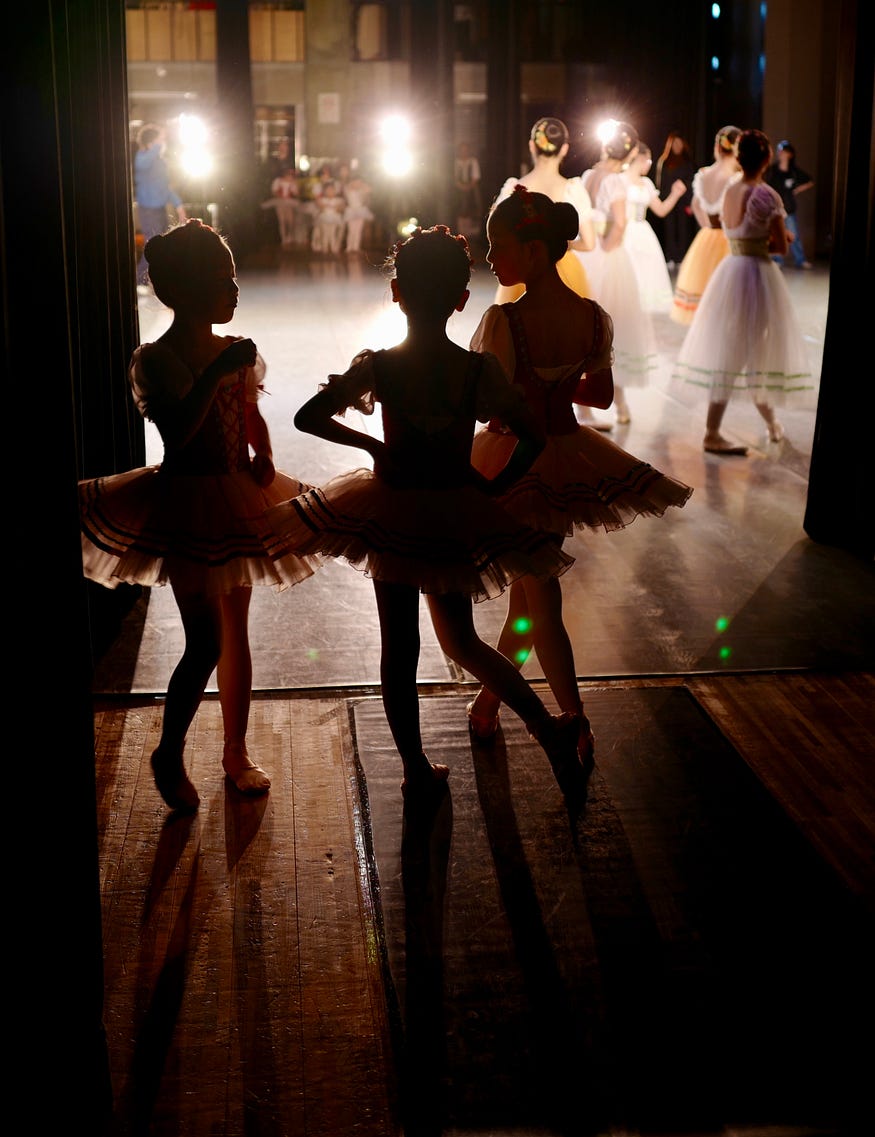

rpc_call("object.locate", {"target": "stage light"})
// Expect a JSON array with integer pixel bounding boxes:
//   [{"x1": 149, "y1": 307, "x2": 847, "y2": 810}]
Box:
[
  {"x1": 378, "y1": 112, "x2": 413, "y2": 145},
  {"x1": 383, "y1": 151, "x2": 413, "y2": 178},
  {"x1": 378, "y1": 112, "x2": 414, "y2": 178},
  {"x1": 596, "y1": 118, "x2": 620, "y2": 145},
  {"x1": 177, "y1": 113, "x2": 213, "y2": 178}
]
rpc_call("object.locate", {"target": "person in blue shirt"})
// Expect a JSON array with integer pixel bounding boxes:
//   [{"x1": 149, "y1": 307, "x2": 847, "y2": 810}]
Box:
[
  {"x1": 134, "y1": 123, "x2": 187, "y2": 291},
  {"x1": 765, "y1": 140, "x2": 814, "y2": 268}
]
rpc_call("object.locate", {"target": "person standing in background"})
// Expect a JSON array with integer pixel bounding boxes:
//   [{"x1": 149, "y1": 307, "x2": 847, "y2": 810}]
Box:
[
  {"x1": 654, "y1": 132, "x2": 696, "y2": 268},
  {"x1": 134, "y1": 123, "x2": 187, "y2": 294},
  {"x1": 765, "y1": 140, "x2": 814, "y2": 268},
  {"x1": 454, "y1": 142, "x2": 483, "y2": 240}
]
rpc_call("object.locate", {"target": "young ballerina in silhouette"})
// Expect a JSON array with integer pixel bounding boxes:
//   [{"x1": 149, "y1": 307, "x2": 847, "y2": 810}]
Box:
[
  {"x1": 270, "y1": 225, "x2": 584, "y2": 797},
  {"x1": 80, "y1": 219, "x2": 321, "y2": 811},
  {"x1": 466, "y1": 186, "x2": 693, "y2": 762}
]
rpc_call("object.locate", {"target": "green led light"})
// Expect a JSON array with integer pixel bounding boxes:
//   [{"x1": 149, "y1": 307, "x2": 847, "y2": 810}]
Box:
[
  {"x1": 512, "y1": 616, "x2": 532, "y2": 635},
  {"x1": 719, "y1": 645, "x2": 732, "y2": 660},
  {"x1": 514, "y1": 648, "x2": 530, "y2": 665},
  {"x1": 715, "y1": 616, "x2": 730, "y2": 633},
  {"x1": 306, "y1": 648, "x2": 320, "y2": 661}
]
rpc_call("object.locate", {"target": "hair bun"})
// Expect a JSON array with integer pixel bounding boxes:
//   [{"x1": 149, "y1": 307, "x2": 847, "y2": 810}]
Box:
[{"x1": 530, "y1": 117, "x2": 570, "y2": 155}]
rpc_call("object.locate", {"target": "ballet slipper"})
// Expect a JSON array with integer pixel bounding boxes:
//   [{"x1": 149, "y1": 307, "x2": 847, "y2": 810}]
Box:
[
  {"x1": 223, "y1": 742, "x2": 271, "y2": 797},
  {"x1": 704, "y1": 437, "x2": 748, "y2": 455},
  {"x1": 466, "y1": 699, "x2": 500, "y2": 742},
  {"x1": 529, "y1": 712, "x2": 595, "y2": 800},
  {"x1": 401, "y1": 756, "x2": 450, "y2": 796},
  {"x1": 768, "y1": 420, "x2": 785, "y2": 443},
  {"x1": 151, "y1": 746, "x2": 200, "y2": 812}
]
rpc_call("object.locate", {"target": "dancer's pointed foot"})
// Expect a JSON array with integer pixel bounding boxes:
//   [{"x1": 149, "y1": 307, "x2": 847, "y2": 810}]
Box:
[
  {"x1": 401, "y1": 756, "x2": 450, "y2": 796},
  {"x1": 466, "y1": 699, "x2": 500, "y2": 742},
  {"x1": 704, "y1": 435, "x2": 748, "y2": 455},
  {"x1": 223, "y1": 743, "x2": 271, "y2": 797},
  {"x1": 767, "y1": 420, "x2": 785, "y2": 443},
  {"x1": 151, "y1": 746, "x2": 200, "y2": 812},
  {"x1": 529, "y1": 711, "x2": 579, "y2": 768}
]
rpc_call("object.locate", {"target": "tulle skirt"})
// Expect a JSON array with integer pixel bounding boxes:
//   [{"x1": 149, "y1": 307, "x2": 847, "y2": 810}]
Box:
[
  {"x1": 80, "y1": 465, "x2": 322, "y2": 596},
  {"x1": 264, "y1": 468, "x2": 574, "y2": 602},
  {"x1": 588, "y1": 245, "x2": 659, "y2": 388},
  {"x1": 670, "y1": 227, "x2": 729, "y2": 325},
  {"x1": 471, "y1": 426, "x2": 693, "y2": 537},
  {"x1": 624, "y1": 219, "x2": 674, "y2": 312},
  {"x1": 672, "y1": 254, "x2": 816, "y2": 407}
]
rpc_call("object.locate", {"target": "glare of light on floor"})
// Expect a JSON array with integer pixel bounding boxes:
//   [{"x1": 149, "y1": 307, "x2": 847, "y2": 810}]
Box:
[{"x1": 367, "y1": 300, "x2": 407, "y2": 349}]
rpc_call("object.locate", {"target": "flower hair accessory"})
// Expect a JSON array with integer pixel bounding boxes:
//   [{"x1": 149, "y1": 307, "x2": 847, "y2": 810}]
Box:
[
  {"x1": 510, "y1": 184, "x2": 547, "y2": 234},
  {"x1": 531, "y1": 119, "x2": 558, "y2": 154}
]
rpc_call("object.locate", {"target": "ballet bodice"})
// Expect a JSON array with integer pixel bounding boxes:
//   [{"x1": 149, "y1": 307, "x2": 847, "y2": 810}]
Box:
[{"x1": 130, "y1": 340, "x2": 262, "y2": 476}]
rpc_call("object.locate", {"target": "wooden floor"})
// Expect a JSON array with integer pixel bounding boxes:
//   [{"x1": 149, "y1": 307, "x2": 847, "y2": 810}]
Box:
[{"x1": 94, "y1": 670, "x2": 875, "y2": 1137}]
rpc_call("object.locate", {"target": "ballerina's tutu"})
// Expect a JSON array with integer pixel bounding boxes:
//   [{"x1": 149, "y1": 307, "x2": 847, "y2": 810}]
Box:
[
  {"x1": 471, "y1": 426, "x2": 693, "y2": 537},
  {"x1": 673, "y1": 185, "x2": 816, "y2": 407},
  {"x1": 265, "y1": 466, "x2": 574, "y2": 603},
  {"x1": 80, "y1": 465, "x2": 321, "y2": 596}
]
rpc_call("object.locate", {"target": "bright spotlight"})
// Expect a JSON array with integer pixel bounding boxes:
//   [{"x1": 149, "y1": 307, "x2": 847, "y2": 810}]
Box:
[
  {"x1": 382, "y1": 151, "x2": 413, "y2": 178},
  {"x1": 177, "y1": 113, "x2": 213, "y2": 178},
  {"x1": 596, "y1": 118, "x2": 619, "y2": 145},
  {"x1": 378, "y1": 112, "x2": 413, "y2": 146}
]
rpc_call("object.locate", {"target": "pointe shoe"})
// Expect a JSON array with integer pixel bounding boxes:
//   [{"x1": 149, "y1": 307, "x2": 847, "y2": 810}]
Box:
[
  {"x1": 466, "y1": 700, "x2": 500, "y2": 742},
  {"x1": 151, "y1": 746, "x2": 200, "y2": 812},
  {"x1": 529, "y1": 712, "x2": 583, "y2": 781},
  {"x1": 401, "y1": 756, "x2": 451, "y2": 796},
  {"x1": 768, "y1": 420, "x2": 785, "y2": 443},
  {"x1": 223, "y1": 743, "x2": 271, "y2": 797}
]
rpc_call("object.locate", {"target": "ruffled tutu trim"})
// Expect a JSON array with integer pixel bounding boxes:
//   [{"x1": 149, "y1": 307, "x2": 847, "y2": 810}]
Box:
[
  {"x1": 80, "y1": 465, "x2": 322, "y2": 596},
  {"x1": 471, "y1": 427, "x2": 693, "y2": 536},
  {"x1": 265, "y1": 468, "x2": 574, "y2": 602}
]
